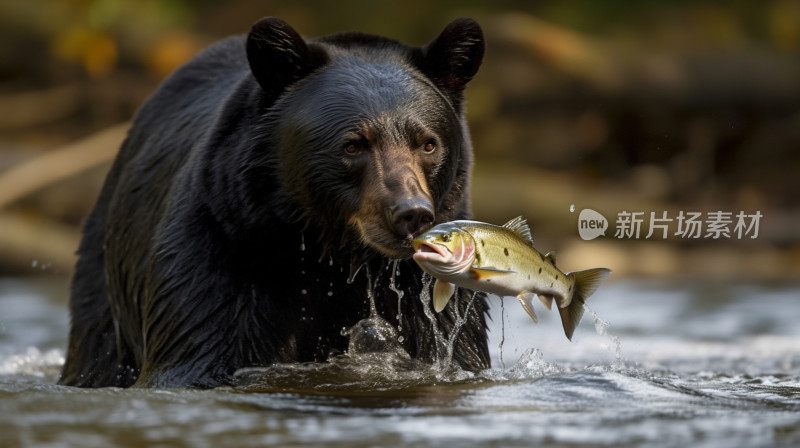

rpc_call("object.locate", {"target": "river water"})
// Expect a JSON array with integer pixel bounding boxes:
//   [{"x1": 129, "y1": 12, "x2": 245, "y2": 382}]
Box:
[{"x1": 1, "y1": 276, "x2": 799, "y2": 447}]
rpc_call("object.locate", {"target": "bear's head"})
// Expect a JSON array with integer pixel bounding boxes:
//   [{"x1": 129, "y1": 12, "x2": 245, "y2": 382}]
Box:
[{"x1": 247, "y1": 17, "x2": 484, "y2": 258}]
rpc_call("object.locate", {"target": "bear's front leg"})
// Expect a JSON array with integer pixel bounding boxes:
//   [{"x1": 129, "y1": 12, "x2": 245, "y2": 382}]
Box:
[{"x1": 133, "y1": 228, "x2": 285, "y2": 388}]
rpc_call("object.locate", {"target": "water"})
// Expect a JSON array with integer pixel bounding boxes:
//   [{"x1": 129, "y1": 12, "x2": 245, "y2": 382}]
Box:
[{"x1": 1, "y1": 277, "x2": 799, "y2": 447}]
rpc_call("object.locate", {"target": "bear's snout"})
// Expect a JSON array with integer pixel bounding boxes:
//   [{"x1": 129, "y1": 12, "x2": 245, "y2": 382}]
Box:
[{"x1": 387, "y1": 198, "x2": 434, "y2": 238}]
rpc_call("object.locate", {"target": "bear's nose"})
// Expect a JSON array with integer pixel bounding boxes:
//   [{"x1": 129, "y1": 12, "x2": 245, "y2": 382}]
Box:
[{"x1": 388, "y1": 199, "x2": 435, "y2": 237}]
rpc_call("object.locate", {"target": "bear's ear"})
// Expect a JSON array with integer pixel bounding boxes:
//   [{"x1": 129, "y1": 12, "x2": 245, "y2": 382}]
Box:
[
  {"x1": 246, "y1": 17, "x2": 326, "y2": 99},
  {"x1": 419, "y1": 18, "x2": 485, "y2": 109}
]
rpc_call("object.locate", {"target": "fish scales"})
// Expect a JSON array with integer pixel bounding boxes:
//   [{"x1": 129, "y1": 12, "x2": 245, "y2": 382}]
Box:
[{"x1": 467, "y1": 223, "x2": 569, "y2": 302}]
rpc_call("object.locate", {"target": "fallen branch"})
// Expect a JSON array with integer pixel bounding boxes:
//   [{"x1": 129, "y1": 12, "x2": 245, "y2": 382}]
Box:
[
  {"x1": 0, "y1": 211, "x2": 81, "y2": 273},
  {"x1": 0, "y1": 122, "x2": 128, "y2": 209},
  {"x1": 0, "y1": 85, "x2": 84, "y2": 130}
]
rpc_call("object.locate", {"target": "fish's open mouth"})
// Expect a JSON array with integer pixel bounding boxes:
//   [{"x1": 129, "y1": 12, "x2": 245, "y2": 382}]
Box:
[{"x1": 412, "y1": 241, "x2": 449, "y2": 263}]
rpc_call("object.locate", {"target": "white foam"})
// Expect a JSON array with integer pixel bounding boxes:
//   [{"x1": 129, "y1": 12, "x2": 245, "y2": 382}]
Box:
[{"x1": 0, "y1": 347, "x2": 64, "y2": 376}]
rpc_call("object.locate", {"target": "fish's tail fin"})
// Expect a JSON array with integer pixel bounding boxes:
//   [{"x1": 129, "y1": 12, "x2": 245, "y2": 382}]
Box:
[{"x1": 560, "y1": 268, "x2": 612, "y2": 340}]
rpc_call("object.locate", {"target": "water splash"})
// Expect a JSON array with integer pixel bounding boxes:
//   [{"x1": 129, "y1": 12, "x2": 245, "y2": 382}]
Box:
[
  {"x1": 387, "y1": 260, "x2": 405, "y2": 337},
  {"x1": 585, "y1": 305, "x2": 624, "y2": 367},
  {"x1": 503, "y1": 347, "x2": 568, "y2": 380},
  {"x1": 237, "y1": 264, "x2": 485, "y2": 392},
  {"x1": 443, "y1": 291, "x2": 479, "y2": 369},
  {"x1": 342, "y1": 314, "x2": 405, "y2": 355},
  {"x1": 414, "y1": 274, "x2": 483, "y2": 376},
  {"x1": 364, "y1": 264, "x2": 378, "y2": 317},
  {"x1": 589, "y1": 306, "x2": 610, "y2": 336},
  {"x1": 347, "y1": 259, "x2": 365, "y2": 284},
  {"x1": 0, "y1": 347, "x2": 64, "y2": 379},
  {"x1": 236, "y1": 310, "x2": 476, "y2": 392},
  {"x1": 418, "y1": 274, "x2": 446, "y2": 364}
]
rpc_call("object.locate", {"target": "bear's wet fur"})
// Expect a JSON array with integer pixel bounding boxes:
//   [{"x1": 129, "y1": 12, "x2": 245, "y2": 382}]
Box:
[{"x1": 60, "y1": 17, "x2": 490, "y2": 388}]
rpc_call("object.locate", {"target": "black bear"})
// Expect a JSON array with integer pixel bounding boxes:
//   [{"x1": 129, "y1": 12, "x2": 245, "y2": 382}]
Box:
[{"x1": 59, "y1": 17, "x2": 490, "y2": 388}]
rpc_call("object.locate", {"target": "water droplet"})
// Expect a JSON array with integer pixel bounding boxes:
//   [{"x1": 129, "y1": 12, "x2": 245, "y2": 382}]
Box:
[
  {"x1": 301, "y1": 289, "x2": 307, "y2": 295},
  {"x1": 300, "y1": 233, "x2": 305, "y2": 251},
  {"x1": 327, "y1": 291, "x2": 333, "y2": 297},
  {"x1": 569, "y1": 204, "x2": 575, "y2": 213},
  {"x1": 595, "y1": 319, "x2": 609, "y2": 336},
  {"x1": 328, "y1": 257, "x2": 333, "y2": 266},
  {"x1": 389, "y1": 260, "x2": 405, "y2": 324},
  {"x1": 31, "y1": 260, "x2": 38, "y2": 268},
  {"x1": 398, "y1": 335, "x2": 405, "y2": 343},
  {"x1": 300, "y1": 307, "x2": 306, "y2": 312},
  {"x1": 348, "y1": 262, "x2": 365, "y2": 284},
  {"x1": 498, "y1": 296, "x2": 506, "y2": 369}
]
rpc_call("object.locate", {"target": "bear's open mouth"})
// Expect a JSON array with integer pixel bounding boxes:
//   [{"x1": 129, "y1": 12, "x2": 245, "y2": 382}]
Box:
[
  {"x1": 350, "y1": 217, "x2": 424, "y2": 259},
  {"x1": 389, "y1": 237, "x2": 418, "y2": 259}
]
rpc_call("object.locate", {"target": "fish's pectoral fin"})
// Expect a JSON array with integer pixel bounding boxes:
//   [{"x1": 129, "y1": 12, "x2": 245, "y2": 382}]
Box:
[
  {"x1": 432, "y1": 279, "x2": 456, "y2": 312},
  {"x1": 539, "y1": 294, "x2": 554, "y2": 311},
  {"x1": 469, "y1": 266, "x2": 516, "y2": 281},
  {"x1": 516, "y1": 291, "x2": 538, "y2": 323}
]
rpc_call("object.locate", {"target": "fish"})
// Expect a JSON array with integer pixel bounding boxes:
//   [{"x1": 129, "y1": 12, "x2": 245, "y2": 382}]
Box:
[{"x1": 412, "y1": 217, "x2": 611, "y2": 340}]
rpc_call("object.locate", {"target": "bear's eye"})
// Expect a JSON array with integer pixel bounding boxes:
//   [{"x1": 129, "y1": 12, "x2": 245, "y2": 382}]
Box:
[
  {"x1": 423, "y1": 140, "x2": 436, "y2": 153},
  {"x1": 344, "y1": 138, "x2": 368, "y2": 156}
]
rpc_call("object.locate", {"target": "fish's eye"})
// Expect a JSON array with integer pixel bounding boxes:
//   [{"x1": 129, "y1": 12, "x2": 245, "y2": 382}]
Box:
[
  {"x1": 423, "y1": 140, "x2": 436, "y2": 153},
  {"x1": 441, "y1": 233, "x2": 451, "y2": 242}
]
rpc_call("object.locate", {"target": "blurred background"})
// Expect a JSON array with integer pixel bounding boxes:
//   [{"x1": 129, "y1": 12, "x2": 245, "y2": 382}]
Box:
[{"x1": 1, "y1": 0, "x2": 799, "y2": 282}]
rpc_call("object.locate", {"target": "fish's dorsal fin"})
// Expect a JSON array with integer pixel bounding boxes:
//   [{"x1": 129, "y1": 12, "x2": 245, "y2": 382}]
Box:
[
  {"x1": 502, "y1": 216, "x2": 533, "y2": 245},
  {"x1": 545, "y1": 251, "x2": 557, "y2": 266}
]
